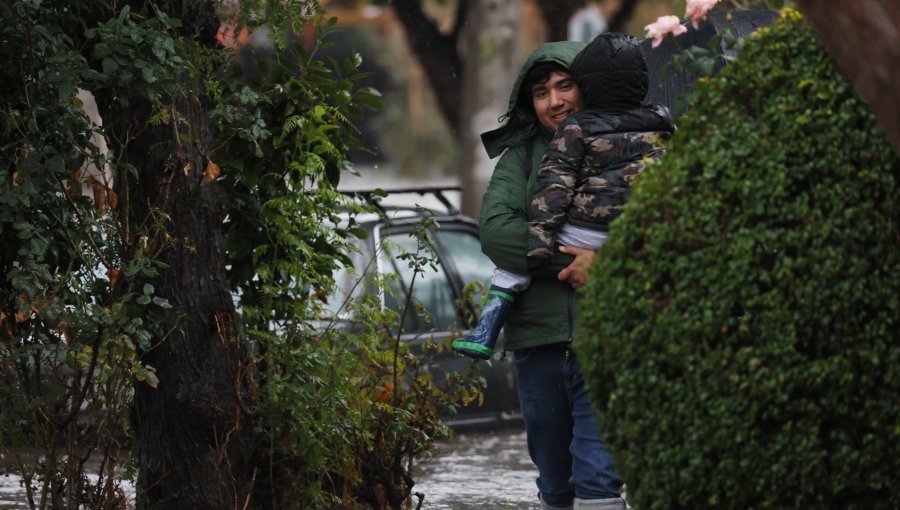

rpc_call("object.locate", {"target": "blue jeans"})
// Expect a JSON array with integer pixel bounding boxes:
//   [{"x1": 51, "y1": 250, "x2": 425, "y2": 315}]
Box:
[{"x1": 513, "y1": 343, "x2": 623, "y2": 507}]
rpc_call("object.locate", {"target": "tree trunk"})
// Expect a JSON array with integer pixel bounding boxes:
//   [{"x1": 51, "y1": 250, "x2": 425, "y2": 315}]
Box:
[
  {"x1": 795, "y1": 0, "x2": 900, "y2": 154},
  {"x1": 459, "y1": 0, "x2": 523, "y2": 218},
  {"x1": 539, "y1": 0, "x2": 581, "y2": 41},
  {"x1": 389, "y1": 0, "x2": 465, "y2": 133},
  {"x1": 92, "y1": 2, "x2": 264, "y2": 508},
  {"x1": 97, "y1": 89, "x2": 262, "y2": 510},
  {"x1": 607, "y1": 0, "x2": 640, "y2": 34}
]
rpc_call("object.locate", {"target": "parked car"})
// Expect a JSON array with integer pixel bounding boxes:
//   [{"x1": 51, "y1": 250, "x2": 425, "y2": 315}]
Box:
[{"x1": 327, "y1": 186, "x2": 522, "y2": 431}]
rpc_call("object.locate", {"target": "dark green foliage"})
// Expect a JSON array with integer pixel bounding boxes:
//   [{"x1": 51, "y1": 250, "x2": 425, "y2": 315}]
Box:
[
  {"x1": 1, "y1": 1, "x2": 171, "y2": 506},
  {"x1": 577, "y1": 9, "x2": 899, "y2": 509},
  {"x1": 3, "y1": 0, "x2": 462, "y2": 508}
]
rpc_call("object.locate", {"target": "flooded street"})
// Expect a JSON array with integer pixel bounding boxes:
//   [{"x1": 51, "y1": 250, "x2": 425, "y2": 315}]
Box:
[
  {"x1": 1, "y1": 427, "x2": 538, "y2": 509},
  {"x1": 414, "y1": 426, "x2": 539, "y2": 509}
]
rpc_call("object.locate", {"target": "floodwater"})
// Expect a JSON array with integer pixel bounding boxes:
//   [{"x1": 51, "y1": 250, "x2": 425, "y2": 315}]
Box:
[
  {"x1": 0, "y1": 427, "x2": 539, "y2": 509},
  {"x1": 414, "y1": 426, "x2": 539, "y2": 509}
]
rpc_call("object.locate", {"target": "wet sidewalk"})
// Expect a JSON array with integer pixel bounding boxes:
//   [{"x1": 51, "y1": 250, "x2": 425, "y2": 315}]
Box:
[{"x1": 414, "y1": 426, "x2": 539, "y2": 509}]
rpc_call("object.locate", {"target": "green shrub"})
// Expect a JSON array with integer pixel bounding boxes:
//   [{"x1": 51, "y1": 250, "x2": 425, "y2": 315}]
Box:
[{"x1": 577, "y1": 9, "x2": 900, "y2": 509}]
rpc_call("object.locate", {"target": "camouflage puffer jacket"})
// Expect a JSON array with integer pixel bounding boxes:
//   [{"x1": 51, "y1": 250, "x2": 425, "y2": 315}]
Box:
[
  {"x1": 526, "y1": 104, "x2": 674, "y2": 267},
  {"x1": 526, "y1": 32, "x2": 676, "y2": 268}
]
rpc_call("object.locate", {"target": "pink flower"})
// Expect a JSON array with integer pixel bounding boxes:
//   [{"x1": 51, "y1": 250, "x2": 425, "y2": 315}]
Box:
[
  {"x1": 685, "y1": 0, "x2": 720, "y2": 29},
  {"x1": 644, "y1": 15, "x2": 688, "y2": 48}
]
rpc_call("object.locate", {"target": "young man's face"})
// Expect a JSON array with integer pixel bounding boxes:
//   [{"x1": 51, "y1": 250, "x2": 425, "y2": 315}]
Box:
[{"x1": 531, "y1": 70, "x2": 583, "y2": 131}]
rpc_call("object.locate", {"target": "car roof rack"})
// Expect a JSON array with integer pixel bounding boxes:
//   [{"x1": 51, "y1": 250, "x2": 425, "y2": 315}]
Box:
[{"x1": 341, "y1": 186, "x2": 462, "y2": 216}]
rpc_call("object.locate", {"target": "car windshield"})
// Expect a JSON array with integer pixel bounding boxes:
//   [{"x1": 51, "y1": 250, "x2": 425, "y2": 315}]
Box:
[
  {"x1": 381, "y1": 233, "x2": 457, "y2": 331},
  {"x1": 328, "y1": 221, "x2": 493, "y2": 333}
]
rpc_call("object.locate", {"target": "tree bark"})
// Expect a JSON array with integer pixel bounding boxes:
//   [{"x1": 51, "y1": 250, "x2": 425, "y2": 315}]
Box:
[
  {"x1": 795, "y1": 0, "x2": 900, "y2": 154},
  {"x1": 99, "y1": 85, "x2": 262, "y2": 510},
  {"x1": 92, "y1": 2, "x2": 264, "y2": 508},
  {"x1": 389, "y1": 0, "x2": 465, "y2": 133},
  {"x1": 134, "y1": 109, "x2": 257, "y2": 509}
]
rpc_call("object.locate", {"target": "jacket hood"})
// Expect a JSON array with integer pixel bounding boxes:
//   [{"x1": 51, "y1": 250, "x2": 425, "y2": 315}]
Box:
[
  {"x1": 481, "y1": 41, "x2": 586, "y2": 159},
  {"x1": 570, "y1": 32, "x2": 648, "y2": 111}
]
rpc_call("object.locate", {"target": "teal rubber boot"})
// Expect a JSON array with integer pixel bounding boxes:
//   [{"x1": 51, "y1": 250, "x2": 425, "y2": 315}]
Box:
[{"x1": 452, "y1": 286, "x2": 516, "y2": 360}]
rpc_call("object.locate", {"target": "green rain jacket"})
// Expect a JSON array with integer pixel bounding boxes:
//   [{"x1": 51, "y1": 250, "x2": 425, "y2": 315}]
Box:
[{"x1": 479, "y1": 41, "x2": 587, "y2": 351}]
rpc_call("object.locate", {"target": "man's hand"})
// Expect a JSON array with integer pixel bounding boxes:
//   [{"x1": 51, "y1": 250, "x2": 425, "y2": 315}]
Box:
[{"x1": 557, "y1": 245, "x2": 595, "y2": 289}]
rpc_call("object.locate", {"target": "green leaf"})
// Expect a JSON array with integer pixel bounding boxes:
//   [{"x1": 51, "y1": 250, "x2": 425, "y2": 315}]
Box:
[
  {"x1": 141, "y1": 66, "x2": 156, "y2": 83},
  {"x1": 46, "y1": 155, "x2": 65, "y2": 174},
  {"x1": 102, "y1": 57, "x2": 118, "y2": 75},
  {"x1": 151, "y1": 296, "x2": 172, "y2": 309},
  {"x1": 356, "y1": 91, "x2": 382, "y2": 111},
  {"x1": 136, "y1": 366, "x2": 159, "y2": 388}
]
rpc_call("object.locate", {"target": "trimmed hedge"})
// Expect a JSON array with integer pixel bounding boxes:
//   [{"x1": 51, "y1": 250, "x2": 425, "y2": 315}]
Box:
[{"x1": 577, "y1": 9, "x2": 899, "y2": 510}]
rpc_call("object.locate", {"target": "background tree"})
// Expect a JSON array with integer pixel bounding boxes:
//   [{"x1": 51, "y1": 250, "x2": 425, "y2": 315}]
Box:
[
  {"x1": 385, "y1": 0, "x2": 644, "y2": 130},
  {"x1": 795, "y1": 0, "x2": 900, "y2": 154}
]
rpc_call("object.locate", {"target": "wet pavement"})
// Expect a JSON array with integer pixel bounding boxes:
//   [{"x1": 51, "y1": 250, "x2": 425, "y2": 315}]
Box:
[
  {"x1": 0, "y1": 475, "x2": 136, "y2": 510},
  {"x1": 0, "y1": 427, "x2": 538, "y2": 509},
  {"x1": 414, "y1": 426, "x2": 538, "y2": 509},
  {"x1": 0, "y1": 480, "x2": 23, "y2": 510}
]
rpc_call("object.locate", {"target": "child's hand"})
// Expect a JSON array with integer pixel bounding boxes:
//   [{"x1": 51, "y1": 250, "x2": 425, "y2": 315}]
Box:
[{"x1": 557, "y1": 246, "x2": 595, "y2": 288}]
